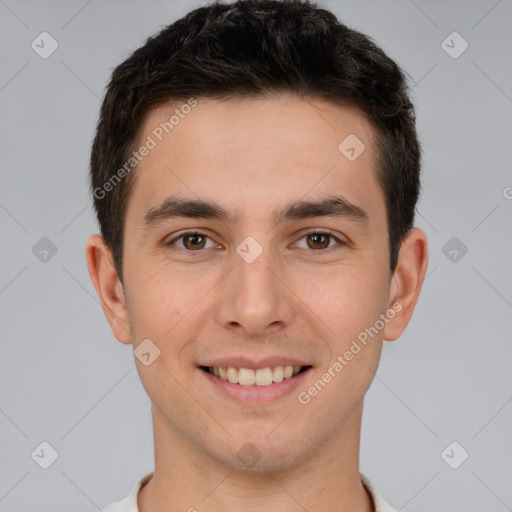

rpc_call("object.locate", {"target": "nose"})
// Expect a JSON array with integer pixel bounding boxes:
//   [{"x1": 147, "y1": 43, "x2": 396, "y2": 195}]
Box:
[{"x1": 215, "y1": 245, "x2": 294, "y2": 337}]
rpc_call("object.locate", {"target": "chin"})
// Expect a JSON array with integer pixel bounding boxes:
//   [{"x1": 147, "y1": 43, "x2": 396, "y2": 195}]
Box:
[{"x1": 202, "y1": 432, "x2": 311, "y2": 473}]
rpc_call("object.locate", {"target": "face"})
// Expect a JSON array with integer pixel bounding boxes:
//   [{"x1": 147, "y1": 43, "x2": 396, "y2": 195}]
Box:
[{"x1": 91, "y1": 93, "x2": 422, "y2": 471}]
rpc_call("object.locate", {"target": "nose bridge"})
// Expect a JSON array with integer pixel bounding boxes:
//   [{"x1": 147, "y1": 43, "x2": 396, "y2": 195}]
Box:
[
  {"x1": 216, "y1": 237, "x2": 292, "y2": 334},
  {"x1": 237, "y1": 246, "x2": 275, "y2": 296}
]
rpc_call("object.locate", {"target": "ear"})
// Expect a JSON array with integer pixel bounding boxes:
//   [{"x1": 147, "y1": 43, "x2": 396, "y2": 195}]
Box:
[
  {"x1": 383, "y1": 228, "x2": 428, "y2": 341},
  {"x1": 85, "y1": 234, "x2": 131, "y2": 344}
]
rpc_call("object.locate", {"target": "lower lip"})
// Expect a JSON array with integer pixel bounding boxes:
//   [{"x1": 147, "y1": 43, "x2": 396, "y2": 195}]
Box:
[{"x1": 199, "y1": 367, "x2": 312, "y2": 405}]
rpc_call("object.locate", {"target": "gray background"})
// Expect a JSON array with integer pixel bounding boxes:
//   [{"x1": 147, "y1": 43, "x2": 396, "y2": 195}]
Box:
[{"x1": 1, "y1": 0, "x2": 511, "y2": 510}]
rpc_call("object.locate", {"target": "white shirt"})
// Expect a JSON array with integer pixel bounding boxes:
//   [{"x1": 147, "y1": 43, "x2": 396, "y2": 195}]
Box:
[{"x1": 102, "y1": 472, "x2": 398, "y2": 512}]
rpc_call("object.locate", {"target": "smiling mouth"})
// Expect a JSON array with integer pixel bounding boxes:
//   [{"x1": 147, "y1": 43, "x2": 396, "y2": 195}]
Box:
[{"x1": 200, "y1": 365, "x2": 312, "y2": 386}]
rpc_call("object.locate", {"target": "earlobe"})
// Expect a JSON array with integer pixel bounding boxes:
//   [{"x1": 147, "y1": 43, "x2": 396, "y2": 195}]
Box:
[
  {"x1": 383, "y1": 228, "x2": 429, "y2": 341},
  {"x1": 85, "y1": 234, "x2": 132, "y2": 344}
]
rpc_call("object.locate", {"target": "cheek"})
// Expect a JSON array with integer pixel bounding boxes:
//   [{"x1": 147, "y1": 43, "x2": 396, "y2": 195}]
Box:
[
  {"x1": 129, "y1": 267, "x2": 193, "y2": 332},
  {"x1": 127, "y1": 266, "x2": 219, "y2": 374},
  {"x1": 291, "y1": 262, "x2": 389, "y2": 342}
]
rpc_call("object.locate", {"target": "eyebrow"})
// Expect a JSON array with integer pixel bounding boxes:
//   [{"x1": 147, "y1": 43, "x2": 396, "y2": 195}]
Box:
[{"x1": 142, "y1": 195, "x2": 369, "y2": 230}]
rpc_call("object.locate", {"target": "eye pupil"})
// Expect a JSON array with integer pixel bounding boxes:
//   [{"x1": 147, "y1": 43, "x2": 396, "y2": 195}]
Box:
[
  {"x1": 308, "y1": 233, "x2": 329, "y2": 249},
  {"x1": 184, "y1": 234, "x2": 206, "y2": 250}
]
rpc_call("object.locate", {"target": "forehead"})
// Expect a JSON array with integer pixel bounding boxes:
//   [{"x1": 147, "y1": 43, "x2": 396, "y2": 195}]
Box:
[{"x1": 125, "y1": 94, "x2": 384, "y2": 229}]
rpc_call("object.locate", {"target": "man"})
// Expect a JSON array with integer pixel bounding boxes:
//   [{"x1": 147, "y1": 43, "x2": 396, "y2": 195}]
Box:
[{"x1": 86, "y1": 1, "x2": 428, "y2": 510}]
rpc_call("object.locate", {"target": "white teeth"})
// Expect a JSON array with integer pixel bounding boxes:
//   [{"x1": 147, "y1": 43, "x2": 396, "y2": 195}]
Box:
[
  {"x1": 255, "y1": 368, "x2": 273, "y2": 386},
  {"x1": 238, "y1": 368, "x2": 255, "y2": 386},
  {"x1": 208, "y1": 365, "x2": 305, "y2": 386},
  {"x1": 272, "y1": 366, "x2": 284, "y2": 383},
  {"x1": 227, "y1": 366, "x2": 239, "y2": 384}
]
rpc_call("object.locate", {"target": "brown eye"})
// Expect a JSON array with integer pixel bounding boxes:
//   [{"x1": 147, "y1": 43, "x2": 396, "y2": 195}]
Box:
[
  {"x1": 306, "y1": 233, "x2": 331, "y2": 250},
  {"x1": 182, "y1": 233, "x2": 206, "y2": 250},
  {"x1": 167, "y1": 231, "x2": 216, "y2": 251},
  {"x1": 294, "y1": 231, "x2": 344, "y2": 254}
]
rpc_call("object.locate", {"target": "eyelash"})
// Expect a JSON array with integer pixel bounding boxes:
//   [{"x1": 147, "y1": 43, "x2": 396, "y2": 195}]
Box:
[{"x1": 166, "y1": 230, "x2": 346, "y2": 256}]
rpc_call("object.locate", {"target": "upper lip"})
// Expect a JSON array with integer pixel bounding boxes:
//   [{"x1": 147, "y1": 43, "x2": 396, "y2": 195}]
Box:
[{"x1": 199, "y1": 357, "x2": 312, "y2": 370}]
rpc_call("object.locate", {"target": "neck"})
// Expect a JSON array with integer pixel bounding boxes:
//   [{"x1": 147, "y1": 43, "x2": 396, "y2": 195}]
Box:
[{"x1": 138, "y1": 401, "x2": 374, "y2": 512}]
